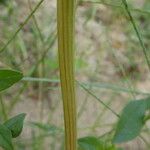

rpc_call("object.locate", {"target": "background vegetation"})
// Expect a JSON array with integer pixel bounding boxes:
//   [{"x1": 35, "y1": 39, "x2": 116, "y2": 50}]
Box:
[{"x1": 0, "y1": 0, "x2": 150, "y2": 149}]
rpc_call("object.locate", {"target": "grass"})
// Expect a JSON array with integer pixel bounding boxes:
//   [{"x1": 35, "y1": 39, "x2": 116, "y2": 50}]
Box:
[{"x1": 0, "y1": 0, "x2": 44, "y2": 53}]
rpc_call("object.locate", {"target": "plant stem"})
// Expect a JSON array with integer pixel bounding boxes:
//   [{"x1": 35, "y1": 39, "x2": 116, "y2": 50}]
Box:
[{"x1": 57, "y1": 0, "x2": 77, "y2": 149}]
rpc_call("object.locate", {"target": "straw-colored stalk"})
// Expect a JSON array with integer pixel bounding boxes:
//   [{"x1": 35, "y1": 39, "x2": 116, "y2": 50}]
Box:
[{"x1": 57, "y1": 0, "x2": 77, "y2": 150}]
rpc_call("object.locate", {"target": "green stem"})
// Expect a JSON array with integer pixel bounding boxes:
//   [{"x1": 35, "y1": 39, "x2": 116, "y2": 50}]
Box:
[{"x1": 57, "y1": 0, "x2": 77, "y2": 149}]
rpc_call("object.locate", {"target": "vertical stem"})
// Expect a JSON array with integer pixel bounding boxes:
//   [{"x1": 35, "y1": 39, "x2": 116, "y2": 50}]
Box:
[{"x1": 57, "y1": 0, "x2": 77, "y2": 150}]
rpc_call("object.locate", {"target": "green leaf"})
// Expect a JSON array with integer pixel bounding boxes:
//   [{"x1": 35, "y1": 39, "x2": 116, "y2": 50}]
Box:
[
  {"x1": 4, "y1": 113, "x2": 26, "y2": 138},
  {"x1": 78, "y1": 136, "x2": 117, "y2": 150},
  {"x1": 0, "y1": 0, "x2": 5, "y2": 4},
  {"x1": 0, "y1": 69, "x2": 23, "y2": 92},
  {"x1": 113, "y1": 100, "x2": 148, "y2": 143},
  {"x1": 0, "y1": 0, "x2": 9, "y2": 6},
  {"x1": 0, "y1": 124, "x2": 13, "y2": 150}
]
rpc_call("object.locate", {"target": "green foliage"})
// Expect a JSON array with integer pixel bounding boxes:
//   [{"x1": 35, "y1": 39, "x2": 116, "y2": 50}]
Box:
[
  {"x1": 0, "y1": 0, "x2": 150, "y2": 149},
  {"x1": 78, "y1": 136, "x2": 118, "y2": 150},
  {"x1": 113, "y1": 98, "x2": 150, "y2": 143},
  {"x1": 0, "y1": 0, "x2": 8, "y2": 5},
  {"x1": 0, "y1": 69, "x2": 23, "y2": 92},
  {"x1": 0, "y1": 114, "x2": 26, "y2": 150},
  {"x1": 4, "y1": 113, "x2": 26, "y2": 138},
  {"x1": 0, "y1": 69, "x2": 25, "y2": 149},
  {"x1": 0, "y1": 124, "x2": 13, "y2": 150}
]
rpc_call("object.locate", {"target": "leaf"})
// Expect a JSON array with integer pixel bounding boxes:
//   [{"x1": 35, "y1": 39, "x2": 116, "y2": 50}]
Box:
[
  {"x1": 0, "y1": 0, "x2": 5, "y2": 4},
  {"x1": 113, "y1": 100, "x2": 148, "y2": 143},
  {"x1": 78, "y1": 136, "x2": 117, "y2": 150},
  {"x1": 4, "y1": 113, "x2": 26, "y2": 138},
  {"x1": 0, "y1": 0, "x2": 10, "y2": 5},
  {"x1": 78, "y1": 137, "x2": 104, "y2": 150},
  {"x1": 0, "y1": 124, "x2": 13, "y2": 150},
  {"x1": 0, "y1": 69, "x2": 23, "y2": 92}
]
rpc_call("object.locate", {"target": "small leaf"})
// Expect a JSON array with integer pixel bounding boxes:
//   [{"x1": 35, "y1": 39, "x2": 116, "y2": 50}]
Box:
[
  {"x1": 0, "y1": 124, "x2": 13, "y2": 150},
  {"x1": 4, "y1": 113, "x2": 26, "y2": 138},
  {"x1": 78, "y1": 136, "x2": 117, "y2": 150},
  {"x1": 0, "y1": 69, "x2": 23, "y2": 92},
  {"x1": 113, "y1": 100, "x2": 147, "y2": 143}
]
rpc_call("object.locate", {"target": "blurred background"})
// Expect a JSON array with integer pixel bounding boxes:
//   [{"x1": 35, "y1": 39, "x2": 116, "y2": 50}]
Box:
[{"x1": 0, "y1": 0, "x2": 150, "y2": 149}]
